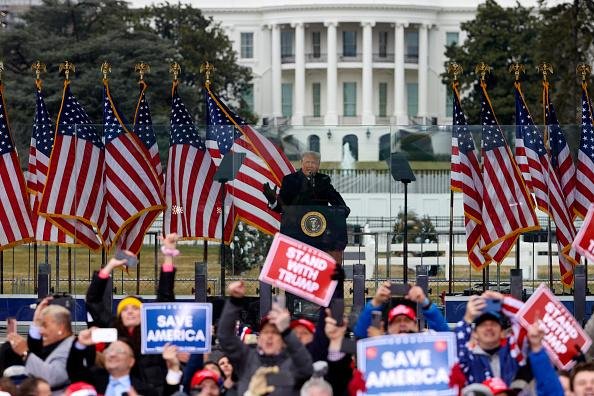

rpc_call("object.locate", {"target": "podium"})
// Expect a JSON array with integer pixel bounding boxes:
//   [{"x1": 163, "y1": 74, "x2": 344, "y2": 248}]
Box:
[
  {"x1": 280, "y1": 205, "x2": 348, "y2": 252},
  {"x1": 279, "y1": 205, "x2": 348, "y2": 314}
]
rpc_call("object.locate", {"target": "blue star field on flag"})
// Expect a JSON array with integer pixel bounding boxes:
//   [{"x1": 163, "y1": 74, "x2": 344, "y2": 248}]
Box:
[
  {"x1": 516, "y1": 91, "x2": 546, "y2": 156},
  {"x1": 59, "y1": 85, "x2": 102, "y2": 148},
  {"x1": 453, "y1": 95, "x2": 476, "y2": 155},
  {"x1": 133, "y1": 89, "x2": 157, "y2": 149},
  {"x1": 546, "y1": 100, "x2": 568, "y2": 169},
  {"x1": 0, "y1": 96, "x2": 13, "y2": 155},
  {"x1": 103, "y1": 88, "x2": 130, "y2": 145},
  {"x1": 580, "y1": 91, "x2": 594, "y2": 161},
  {"x1": 481, "y1": 98, "x2": 506, "y2": 151},
  {"x1": 205, "y1": 93, "x2": 242, "y2": 154},
  {"x1": 32, "y1": 91, "x2": 54, "y2": 158},
  {"x1": 171, "y1": 89, "x2": 206, "y2": 150}
]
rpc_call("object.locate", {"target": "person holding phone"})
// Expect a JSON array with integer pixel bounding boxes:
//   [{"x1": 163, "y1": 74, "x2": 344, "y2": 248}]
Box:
[
  {"x1": 217, "y1": 281, "x2": 313, "y2": 396},
  {"x1": 456, "y1": 290, "x2": 563, "y2": 395},
  {"x1": 84, "y1": 233, "x2": 180, "y2": 396},
  {"x1": 7, "y1": 297, "x2": 74, "y2": 395},
  {"x1": 353, "y1": 281, "x2": 449, "y2": 339}
]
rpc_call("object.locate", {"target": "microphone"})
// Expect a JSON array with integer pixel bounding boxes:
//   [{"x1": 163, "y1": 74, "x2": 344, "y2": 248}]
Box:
[{"x1": 310, "y1": 172, "x2": 315, "y2": 189}]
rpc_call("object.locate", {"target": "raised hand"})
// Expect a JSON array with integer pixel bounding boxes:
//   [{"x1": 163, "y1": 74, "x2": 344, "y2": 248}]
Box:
[
  {"x1": 372, "y1": 281, "x2": 391, "y2": 307},
  {"x1": 463, "y1": 295, "x2": 486, "y2": 324},
  {"x1": 262, "y1": 183, "x2": 278, "y2": 205},
  {"x1": 228, "y1": 281, "x2": 246, "y2": 298}
]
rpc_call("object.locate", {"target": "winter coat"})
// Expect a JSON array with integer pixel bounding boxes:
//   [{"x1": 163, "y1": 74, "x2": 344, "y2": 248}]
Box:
[{"x1": 217, "y1": 297, "x2": 313, "y2": 396}]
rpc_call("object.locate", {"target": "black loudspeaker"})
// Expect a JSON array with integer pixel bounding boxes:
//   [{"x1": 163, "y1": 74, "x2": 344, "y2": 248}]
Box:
[
  {"x1": 38, "y1": 263, "x2": 50, "y2": 299},
  {"x1": 195, "y1": 262, "x2": 208, "y2": 302}
]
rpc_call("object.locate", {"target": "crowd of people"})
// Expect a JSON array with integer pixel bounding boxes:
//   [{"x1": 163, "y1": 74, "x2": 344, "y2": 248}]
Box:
[{"x1": 0, "y1": 234, "x2": 592, "y2": 396}]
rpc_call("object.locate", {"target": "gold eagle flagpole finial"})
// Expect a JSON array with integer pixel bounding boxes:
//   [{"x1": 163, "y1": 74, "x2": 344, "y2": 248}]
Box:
[
  {"x1": 508, "y1": 63, "x2": 525, "y2": 82},
  {"x1": 447, "y1": 62, "x2": 463, "y2": 83},
  {"x1": 135, "y1": 62, "x2": 150, "y2": 82},
  {"x1": 200, "y1": 61, "x2": 215, "y2": 87},
  {"x1": 59, "y1": 61, "x2": 75, "y2": 81},
  {"x1": 475, "y1": 62, "x2": 491, "y2": 82},
  {"x1": 101, "y1": 61, "x2": 111, "y2": 82},
  {"x1": 537, "y1": 62, "x2": 554, "y2": 82},
  {"x1": 577, "y1": 63, "x2": 591, "y2": 82},
  {"x1": 31, "y1": 61, "x2": 47, "y2": 84},
  {"x1": 169, "y1": 62, "x2": 181, "y2": 82}
]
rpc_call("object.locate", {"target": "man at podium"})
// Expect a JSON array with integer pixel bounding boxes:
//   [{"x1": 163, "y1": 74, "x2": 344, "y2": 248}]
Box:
[
  {"x1": 263, "y1": 151, "x2": 350, "y2": 216},
  {"x1": 262, "y1": 151, "x2": 350, "y2": 309}
]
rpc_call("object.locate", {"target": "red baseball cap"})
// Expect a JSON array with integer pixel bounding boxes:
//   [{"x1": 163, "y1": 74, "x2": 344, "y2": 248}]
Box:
[
  {"x1": 190, "y1": 369, "x2": 220, "y2": 389},
  {"x1": 388, "y1": 304, "x2": 417, "y2": 323},
  {"x1": 290, "y1": 318, "x2": 315, "y2": 334},
  {"x1": 65, "y1": 382, "x2": 97, "y2": 396},
  {"x1": 483, "y1": 377, "x2": 510, "y2": 395}
]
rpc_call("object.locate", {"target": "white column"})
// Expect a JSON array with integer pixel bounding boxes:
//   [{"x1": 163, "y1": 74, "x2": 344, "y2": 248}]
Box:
[
  {"x1": 417, "y1": 23, "x2": 428, "y2": 120},
  {"x1": 324, "y1": 21, "x2": 338, "y2": 126},
  {"x1": 271, "y1": 24, "x2": 282, "y2": 119},
  {"x1": 393, "y1": 22, "x2": 407, "y2": 125},
  {"x1": 292, "y1": 22, "x2": 305, "y2": 126},
  {"x1": 361, "y1": 21, "x2": 375, "y2": 125}
]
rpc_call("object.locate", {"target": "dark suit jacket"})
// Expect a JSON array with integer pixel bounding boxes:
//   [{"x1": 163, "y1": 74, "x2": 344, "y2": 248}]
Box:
[
  {"x1": 66, "y1": 342, "x2": 176, "y2": 396},
  {"x1": 274, "y1": 170, "x2": 349, "y2": 216}
]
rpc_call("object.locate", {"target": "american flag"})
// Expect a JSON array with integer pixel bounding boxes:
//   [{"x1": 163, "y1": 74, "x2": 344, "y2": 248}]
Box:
[
  {"x1": 164, "y1": 82, "x2": 221, "y2": 239},
  {"x1": 27, "y1": 84, "x2": 74, "y2": 244},
  {"x1": 575, "y1": 83, "x2": 594, "y2": 220},
  {"x1": 38, "y1": 81, "x2": 104, "y2": 250},
  {"x1": 204, "y1": 85, "x2": 295, "y2": 242},
  {"x1": 545, "y1": 82, "x2": 576, "y2": 219},
  {"x1": 103, "y1": 81, "x2": 165, "y2": 251},
  {"x1": 117, "y1": 81, "x2": 165, "y2": 253},
  {"x1": 133, "y1": 81, "x2": 163, "y2": 185},
  {"x1": 450, "y1": 83, "x2": 490, "y2": 269},
  {"x1": 479, "y1": 81, "x2": 538, "y2": 263},
  {"x1": 0, "y1": 84, "x2": 33, "y2": 249},
  {"x1": 514, "y1": 83, "x2": 578, "y2": 286}
]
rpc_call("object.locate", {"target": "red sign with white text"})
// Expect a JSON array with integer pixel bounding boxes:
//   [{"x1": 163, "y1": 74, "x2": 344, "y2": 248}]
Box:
[
  {"x1": 259, "y1": 233, "x2": 337, "y2": 307},
  {"x1": 573, "y1": 203, "x2": 594, "y2": 262},
  {"x1": 515, "y1": 283, "x2": 591, "y2": 370}
]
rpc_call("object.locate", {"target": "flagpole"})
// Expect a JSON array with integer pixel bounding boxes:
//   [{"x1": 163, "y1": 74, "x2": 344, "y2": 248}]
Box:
[
  {"x1": 577, "y1": 63, "x2": 592, "y2": 292},
  {"x1": 448, "y1": 190, "x2": 454, "y2": 294},
  {"x1": 446, "y1": 63, "x2": 462, "y2": 295},
  {"x1": 536, "y1": 63, "x2": 555, "y2": 290},
  {"x1": 510, "y1": 64, "x2": 527, "y2": 274},
  {"x1": 201, "y1": 61, "x2": 228, "y2": 296}
]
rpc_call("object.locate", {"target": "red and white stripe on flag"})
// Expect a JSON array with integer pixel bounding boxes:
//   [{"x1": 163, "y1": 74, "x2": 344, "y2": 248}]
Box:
[
  {"x1": 163, "y1": 83, "x2": 222, "y2": 240},
  {"x1": 0, "y1": 84, "x2": 34, "y2": 249},
  {"x1": 103, "y1": 82, "x2": 165, "y2": 251},
  {"x1": 479, "y1": 81, "x2": 539, "y2": 264},
  {"x1": 38, "y1": 81, "x2": 105, "y2": 250},
  {"x1": 514, "y1": 83, "x2": 578, "y2": 286}
]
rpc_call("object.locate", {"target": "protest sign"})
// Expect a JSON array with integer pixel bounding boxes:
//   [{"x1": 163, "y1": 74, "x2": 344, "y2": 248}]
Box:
[
  {"x1": 140, "y1": 302, "x2": 212, "y2": 354},
  {"x1": 259, "y1": 233, "x2": 337, "y2": 307},
  {"x1": 356, "y1": 332, "x2": 457, "y2": 396},
  {"x1": 573, "y1": 203, "x2": 594, "y2": 261},
  {"x1": 516, "y1": 283, "x2": 591, "y2": 370}
]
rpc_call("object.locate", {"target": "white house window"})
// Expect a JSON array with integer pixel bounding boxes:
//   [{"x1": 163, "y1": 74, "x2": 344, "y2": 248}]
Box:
[{"x1": 240, "y1": 32, "x2": 254, "y2": 59}]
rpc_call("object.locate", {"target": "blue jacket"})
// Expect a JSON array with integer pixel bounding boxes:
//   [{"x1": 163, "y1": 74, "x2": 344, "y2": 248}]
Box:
[
  {"x1": 353, "y1": 300, "x2": 449, "y2": 339},
  {"x1": 529, "y1": 348, "x2": 564, "y2": 396}
]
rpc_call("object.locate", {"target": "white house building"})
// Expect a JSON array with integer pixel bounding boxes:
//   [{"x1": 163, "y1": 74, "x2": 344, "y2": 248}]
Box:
[{"x1": 196, "y1": 0, "x2": 480, "y2": 161}]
